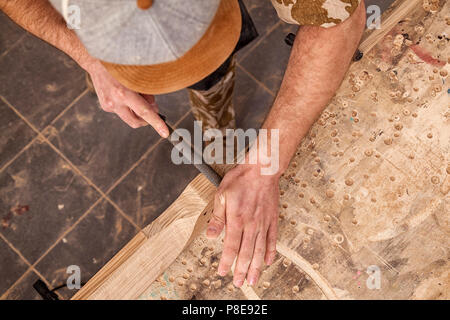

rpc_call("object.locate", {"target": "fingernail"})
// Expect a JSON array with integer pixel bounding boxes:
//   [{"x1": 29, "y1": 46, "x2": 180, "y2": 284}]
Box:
[
  {"x1": 159, "y1": 128, "x2": 169, "y2": 138},
  {"x1": 234, "y1": 279, "x2": 243, "y2": 287},
  {"x1": 218, "y1": 269, "x2": 227, "y2": 277},
  {"x1": 248, "y1": 277, "x2": 256, "y2": 286}
]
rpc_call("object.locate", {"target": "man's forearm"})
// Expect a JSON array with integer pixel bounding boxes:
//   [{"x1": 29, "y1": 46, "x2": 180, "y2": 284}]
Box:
[
  {"x1": 262, "y1": 1, "x2": 366, "y2": 174},
  {"x1": 1, "y1": 0, "x2": 96, "y2": 70}
]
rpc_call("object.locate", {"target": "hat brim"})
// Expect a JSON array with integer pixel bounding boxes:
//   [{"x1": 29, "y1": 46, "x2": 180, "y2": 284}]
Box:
[{"x1": 101, "y1": 0, "x2": 242, "y2": 95}]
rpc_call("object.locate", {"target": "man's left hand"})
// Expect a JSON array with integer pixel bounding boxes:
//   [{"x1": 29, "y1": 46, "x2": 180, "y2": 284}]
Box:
[{"x1": 206, "y1": 164, "x2": 280, "y2": 287}]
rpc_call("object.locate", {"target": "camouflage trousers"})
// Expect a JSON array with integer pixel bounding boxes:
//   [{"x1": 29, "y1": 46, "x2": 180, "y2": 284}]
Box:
[{"x1": 187, "y1": 57, "x2": 237, "y2": 134}]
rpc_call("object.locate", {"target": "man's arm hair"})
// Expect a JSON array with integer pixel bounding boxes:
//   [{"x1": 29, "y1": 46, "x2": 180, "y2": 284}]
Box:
[
  {"x1": 1, "y1": 0, "x2": 96, "y2": 70},
  {"x1": 261, "y1": 0, "x2": 367, "y2": 174}
]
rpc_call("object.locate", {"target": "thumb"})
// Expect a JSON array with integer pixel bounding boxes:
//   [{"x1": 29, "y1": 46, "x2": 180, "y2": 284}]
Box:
[{"x1": 207, "y1": 191, "x2": 226, "y2": 239}]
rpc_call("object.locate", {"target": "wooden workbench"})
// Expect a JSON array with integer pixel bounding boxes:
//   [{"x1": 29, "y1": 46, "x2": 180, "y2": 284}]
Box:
[{"x1": 73, "y1": 0, "x2": 449, "y2": 300}]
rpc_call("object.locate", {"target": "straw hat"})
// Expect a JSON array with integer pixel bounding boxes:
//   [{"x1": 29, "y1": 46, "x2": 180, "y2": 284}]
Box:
[{"x1": 50, "y1": 0, "x2": 242, "y2": 94}]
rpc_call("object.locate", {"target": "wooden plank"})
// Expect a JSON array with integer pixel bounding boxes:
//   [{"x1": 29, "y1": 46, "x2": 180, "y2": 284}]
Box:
[
  {"x1": 72, "y1": 174, "x2": 217, "y2": 300},
  {"x1": 74, "y1": 0, "x2": 449, "y2": 300}
]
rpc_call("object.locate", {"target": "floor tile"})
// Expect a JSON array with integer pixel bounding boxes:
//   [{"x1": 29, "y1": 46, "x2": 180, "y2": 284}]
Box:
[
  {"x1": 0, "y1": 141, "x2": 100, "y2": 263},
  {"x1": 44, "y1": 91, "x2": 162, "y2": 191},
  {"x1": 242, "y1": 0, "x2": 280, "y2": 36},
  {"x1": 0, "y1": 236, "x2": 28, "y2": 297},
  {"x1": 35, "y1": 199, "x2": 138, "y2": 299},
  {"x1": 237, "y1": 0, "x2": 281, "y2": 61},
  {"x1": 2, "y1": 269, "x2": 42, "y2": 300},
  {"x1": 109, "y1": 115, "x2": 199, "y2": 228},
  {"x1": 239, "y1": 23, "x2": 297, "y2": 95},
  {"x1": 0, "y1": 34, "x2": 86, "y2": 130},
  {"x1": 155, "y1": 89, "x2": 191, "y2": 126},
  {"x1": 0, "y1": 99, "x2": 36, "y2": 169},
  {"x1": 234, "y1": 67, "x2": 275, "y2": 130},
  {"x1": 0, "y1": 11, "x2": 26, "y2": 58}
]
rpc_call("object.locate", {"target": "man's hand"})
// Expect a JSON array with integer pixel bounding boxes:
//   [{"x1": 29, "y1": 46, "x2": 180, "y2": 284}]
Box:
[
  {"x1": 86, "y1": 60, "x2": 169, "y2": 137},
  {"x1": 206, "y1": 164, "x2": 280, "y2": 287}
]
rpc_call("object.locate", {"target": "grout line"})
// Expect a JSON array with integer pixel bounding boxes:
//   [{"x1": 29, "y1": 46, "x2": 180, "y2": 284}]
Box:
[
  {"x1": 0, "y1": 33, "x2": 27, "y2": 62},
  {"x1": 0, "y1": 266, "x2": 62, "y2": 300},
  {"x1": 24, "y1": 110, "x2": 194, "y2": 283},
  {"x1": 105, "y1": 198, "x2": 141, "y2": 231},
  {"x1": 237, "y1": 63, "x2": 276, "y2": 97},
  {"x1": 104, "y1": 139, "x2": 162, "y2": 196},
  {"x1": 40, "y1": 110, "x2": 193, "y2": 244},
  {"x1": 102, "y1": 111, "x2": 192, "y2": 226},
  {"x1": 44, "y1": 140, "x2": 141, "y2": 230},
  {"x1": 0, "y1": 135, "x2": 38, "y2": 174},
  {"x1": 1, "y1": 94, "x2": 141, "y2": 230},
  {"x1": 44, "y1": 88, "x2": 89, "y2": 129},
  {"x1": 104, "y1": 110, "x2": 192, "y2": 195},
  {"x1": 0, "y1": 268, "x2": 32, "y2": 300},
  {"x1": 0, "y1": 88, "x2": 87, "y2": 174},
  {"x1": 237, "y1": 21, "x2": 282, "y2": 63},
  {"x1": 0, "y1": 95, "x2": 41, "y2": 134},
  {"x1": 0, "y1": 96, "x2": 132, "y2": 277},
  {"x1": 30, "y1": 196, "x2": 104, "y2": 270},
  {"x1": 0, "y1": 94, "x2": 192, "y2": 297},
  {"x1": 0, "y1": 232, "x2": 56, "y2": 300},
  {"x1": 31, "y1": 267, "x2": 65, "y2": 300},
  {"x1": 0, "y1": 231, "x2": 34, "y2": 269}
]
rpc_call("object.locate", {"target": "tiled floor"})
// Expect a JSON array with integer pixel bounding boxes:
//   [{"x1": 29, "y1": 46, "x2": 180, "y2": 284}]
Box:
[{"x1": 0, "y1": 0, "x2": 393, "y2": 299}]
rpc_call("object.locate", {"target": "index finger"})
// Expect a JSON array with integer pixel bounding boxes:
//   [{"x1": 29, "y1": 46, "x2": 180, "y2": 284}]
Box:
[{"x1": 125, "y1": 93, "x2": 169, "y2": 137}]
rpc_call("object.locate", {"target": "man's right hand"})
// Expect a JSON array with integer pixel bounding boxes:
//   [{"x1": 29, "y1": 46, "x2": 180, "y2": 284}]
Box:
[{"x1": 86, "y1": 60, "x2": 169, "y2": 138}]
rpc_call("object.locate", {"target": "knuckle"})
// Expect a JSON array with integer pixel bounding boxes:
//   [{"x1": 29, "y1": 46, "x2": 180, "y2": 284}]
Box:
[
  {"x1": 141, "y1": 108, "x2": 151, "y2": 116},
  {"x1": 116, "y1": 87, "x2": 126, "y2": 99},
  {"x1": 254, "y1": 246, "x2": 265, "y2": 256},
  {"x1": 246, "y1": 223, "x2": 257, "y2": 235},
  {"x1": 223, "y1": 247, "x2": 238, "y2": 257},
  {"x1": 249, "y1": 266, "x2": 262, "y2": 274},
  {"x1": 239, "y1": 253, "x2": 253, "y2": 263},
  {"x1": 228, "y1": 220, "x2": 243, "y2": 231},
  {"x1": 102, "y1": 99, "x2": 114, "y2": 112}
]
